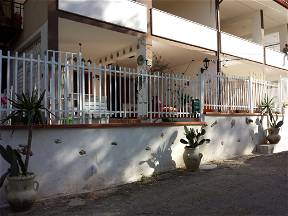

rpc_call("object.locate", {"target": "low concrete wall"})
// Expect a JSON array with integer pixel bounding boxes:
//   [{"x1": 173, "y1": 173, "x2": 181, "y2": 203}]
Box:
[{"x1": 0, "y1": 112, "x2": 287, "y2": 206}]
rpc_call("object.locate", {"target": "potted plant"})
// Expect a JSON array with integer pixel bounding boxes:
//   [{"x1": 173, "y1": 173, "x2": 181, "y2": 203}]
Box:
[
  {"x1": 0, "y1": 90, "x2": 52, "y2": 211},
  {"x1": 180, "y1": 126, "x2": 210, "y2": 171},
  {"x1": 259, "y1": 95, "x2": 284, "y2": 144}
]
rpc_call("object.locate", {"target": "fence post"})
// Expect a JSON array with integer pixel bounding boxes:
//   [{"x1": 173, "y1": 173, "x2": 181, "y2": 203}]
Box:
[
  {"x1": 248, "y1": 76, "x2": 253, "y2": 113},
  {"x1": 199, "y1": 73, "x2": 205, "y2": 119}
]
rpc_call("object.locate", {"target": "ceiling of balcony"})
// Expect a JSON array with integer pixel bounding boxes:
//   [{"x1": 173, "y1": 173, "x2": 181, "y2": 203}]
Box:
[{"x1": 221, "y1": 0, "x2": 288, "y2": 37}]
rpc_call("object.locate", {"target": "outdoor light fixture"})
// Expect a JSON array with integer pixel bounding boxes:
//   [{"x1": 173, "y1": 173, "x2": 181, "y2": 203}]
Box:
[
  {"x1": 203, "y1": 58, "x2": 210, "y2": 70},
  {"x1": 200, "y1": 58, "x2": 210, "y2": 73}
]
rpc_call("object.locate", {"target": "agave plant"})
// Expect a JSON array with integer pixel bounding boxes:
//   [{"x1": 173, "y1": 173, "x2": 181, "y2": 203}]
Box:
[
  {"x1": 259, "y1": 95, "x2": 284, "y2": 129},
  {"x1": 1, "y1": 90, "x2": 53, "y2": 175},
  {"x1": 180, "y1": 126, "x2": 210, "y2": 148},
  {"x1": 0, "y1": 145, "x2": 26, "y2": 188}
]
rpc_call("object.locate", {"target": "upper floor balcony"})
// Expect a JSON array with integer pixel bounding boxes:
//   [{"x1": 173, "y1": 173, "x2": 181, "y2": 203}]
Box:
[
  {"x1": 0, "y1": 0, "x2": 23, "y2": 48},
  {"x1": 58, "y1": 0, "x2": 147, "y2": 33}
]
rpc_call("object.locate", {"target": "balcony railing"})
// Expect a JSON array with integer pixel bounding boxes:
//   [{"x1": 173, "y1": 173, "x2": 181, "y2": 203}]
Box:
[
  {"x1": 58, "y1": 0, "x2": 147, "y2": 32},
  {"x1": 151, "y1": 9, "x2": 217, "y2": 51},
  {"x1": 265, "y1": 47, "x2": 288, "y2": 70},
  {"x1": 221, "y1": 32, "x2": 264, "y2": 63},
  {"x1": 0, "y1": 0, "x2": 23, "y2": 29}
]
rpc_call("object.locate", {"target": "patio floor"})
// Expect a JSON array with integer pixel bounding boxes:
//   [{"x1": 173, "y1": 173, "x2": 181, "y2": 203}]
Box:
[{"x1": 2, "y1": 151, "x2": 288, "y2": 216}]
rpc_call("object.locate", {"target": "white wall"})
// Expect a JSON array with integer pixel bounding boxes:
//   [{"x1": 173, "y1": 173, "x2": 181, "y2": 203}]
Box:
[
  {"x1": 153, "y1": 0, "x2": 216, "y2": 28},
  {"x1": 221, "y1": 32, "x2": 264, "y2": 63},
  {"x1": 58, "y1": 0, "x2": 147, "y2": 32},
  {"x1": 152, "y1": 9, "x2": 217, "y2": 51},
  {"x1": 1, "y1": 113, "x2": 287, "y2": 206},
  {"x1": 265, "y1": 48, "x2": 288, "y2": 70}
]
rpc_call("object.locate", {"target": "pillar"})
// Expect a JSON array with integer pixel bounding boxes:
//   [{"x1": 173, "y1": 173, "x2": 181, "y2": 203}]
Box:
[
  {"x1": 279, "y1": 24, "x2": 288, "y2": 51},
  {"x1": 252, "y1": 10, "x2": 264, "y2": 45},
  {"x1": 136, "y1": 0, "x2": 153, "y2": 118}
]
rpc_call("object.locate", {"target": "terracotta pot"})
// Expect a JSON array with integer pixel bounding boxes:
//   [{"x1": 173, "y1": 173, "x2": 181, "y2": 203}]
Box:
[
  {"x1": 183, "y1": 147, "x2": 203, "y2": 171},
  {"x1": 267, "y1": 127, "x2": 281, "y2": 144},
  {"x1": 5, "y1": 174, "x2": 39, "y2": 211}
]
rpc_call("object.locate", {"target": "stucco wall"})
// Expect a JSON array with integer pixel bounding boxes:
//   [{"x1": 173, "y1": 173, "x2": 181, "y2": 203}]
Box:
[
  {"x1": 153, "y1": 0, "x2": 216, "y2": 29},
  {"x1": 0, "y1": 112, "x2": 287, "y2": 206}
]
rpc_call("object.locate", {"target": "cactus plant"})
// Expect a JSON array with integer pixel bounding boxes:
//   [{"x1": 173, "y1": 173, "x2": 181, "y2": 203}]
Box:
[
  {"x1": 0, "y1": 145, "x2": 26, "y2": 188},
  {"x1": 180, "y1": 126, "x2": 210, "y2": 148}
]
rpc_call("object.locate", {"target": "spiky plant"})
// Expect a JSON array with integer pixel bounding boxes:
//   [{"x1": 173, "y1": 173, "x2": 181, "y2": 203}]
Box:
[
  {"x1": 1, "y1": 90, "x2": 53, "y2": 175},
  {"x1": 180, "y1": 126, "x2": 210, "y2": 148},
  {"x1": 259, "y1": 95, "x2": 284, "y2": 129}
]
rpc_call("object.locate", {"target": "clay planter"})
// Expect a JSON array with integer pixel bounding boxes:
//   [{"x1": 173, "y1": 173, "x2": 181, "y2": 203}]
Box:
[
  {"x1": 5, "y1": 174, "x2": 39, "y2": 211},
  {"x1": 183, "y1": 147, "x2": 203, "y2": 171},
  {"x1": 267, "y1": 127, "x2": 281, "y2": 144}
]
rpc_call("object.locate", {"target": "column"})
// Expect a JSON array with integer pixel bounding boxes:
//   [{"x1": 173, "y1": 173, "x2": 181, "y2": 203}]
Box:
[
  {"x1": 252, "y1": 10, "x2": 264, "y2": 45},
  {"x1": 136, "y1": 0, "x2": 153, "y2": 118},
  {"x1": 279, "y1": 24, "x2": 288, "y2": 51}
]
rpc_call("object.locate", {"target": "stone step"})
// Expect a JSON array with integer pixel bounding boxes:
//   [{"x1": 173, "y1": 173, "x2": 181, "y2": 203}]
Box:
[{"x1": 256, "y1": 144, "x2": 276, "y2": 154}]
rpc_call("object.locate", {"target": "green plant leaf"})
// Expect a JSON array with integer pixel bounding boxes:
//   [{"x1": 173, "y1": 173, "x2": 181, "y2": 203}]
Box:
[
  {"x1": 275, "y1": 121, "x2": 284, "y2": 128},
  {"x1": 0, "y1": 171, "x2": 10, "y2": 188},
  {"x1": 14, "y1": 150, "x2": 26, "y2": 175},
  {"x1": 180, "y1": 139, "x2": 188, "y2": 144}
]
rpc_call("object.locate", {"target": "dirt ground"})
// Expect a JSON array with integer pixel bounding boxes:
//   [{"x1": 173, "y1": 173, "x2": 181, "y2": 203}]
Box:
[{"x1": 1, "y1": 152, "x2": 288, "y2": 216}]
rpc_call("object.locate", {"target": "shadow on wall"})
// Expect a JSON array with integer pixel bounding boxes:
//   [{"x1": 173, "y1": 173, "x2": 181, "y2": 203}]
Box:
[
  {"x1": 201, "y1": 116, "x2": 266, "y2": 162},
  {"x1": 138, "y1": 131, "x2": 177, "y2": 175}
]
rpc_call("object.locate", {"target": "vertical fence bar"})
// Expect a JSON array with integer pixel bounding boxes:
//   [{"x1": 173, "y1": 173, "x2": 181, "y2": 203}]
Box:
[
  {"x1": 114, "y1": 66, "x2": 117, "y2": 117},
  {"x1": 22, "y1": 53, "x2": 26, "y2": 93},
  {"x1": 109, "y1": 65, "x2": 112, "y2": 117},
  {"x1": 6, "y1": 51, "x2": 11, "y2": 114},
  {"x1": 88, "y1": 63, "x2": 91, "y2": 120},
  {"x1": 133, "y1": 69, "x2": 136, "y2": 117},
  {"x1": 99, "y1": 65, "x2": 102, "y2": 119},
  {"x1": 29, "y1": 53, "x2": 33, "y2": 96},
  {"x1": 57, "y1": 53, "x2": 62, "y2": 120},
  {"x1": 64, "y1": 53, "x2": 68, "y2": 119},
  {"x1": 51, "y1": 53, "x2": 56, "y2": 119},
  {"x1": 104, "y1": 66, "x2": 107, "y2": 119},
  {"x1": 37, "y1": 55, "x2": 41, "y2": 97},
  {"x1": 124, "y1": 67, "x2": 127, "y2": 118},
  {"x1": 128, "y1": 68, "x2": 131, "y2": 117},
  {"x1": 81, "y1": 61, "x2": 85, "y2": 122},
  {"x1": 44, "y1": 54, "x2": 48, "y2": 119},
  {"x1": 14, "y1": 52, "x2": 18, "y2": 95},
  {"x1": 119, "y1": 67, "x2": 122, "y2": 118},
  {"x1": 248, "y1": 76, "x2": 253, "y2": 113}
]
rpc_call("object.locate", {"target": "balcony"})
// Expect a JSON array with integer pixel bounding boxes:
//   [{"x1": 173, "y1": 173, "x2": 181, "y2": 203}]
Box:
[
  {"x1": 151, "y1": 9, "x2": 217, "y2": 51},
  {"x1": 265, "y1": 48, "x2": 288, "y2": 71},
  {"x1": 0, "y1": 0, "x2": 23, "y2": 48},
  {"x1": 58, "y1": 0, "x2": 147, "y2": 33},
  {"x1": 221, "y1": 32, "x2": 264, "y2": 63}
]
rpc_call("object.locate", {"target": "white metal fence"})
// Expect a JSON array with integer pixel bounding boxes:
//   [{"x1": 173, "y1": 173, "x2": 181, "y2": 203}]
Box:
[
  {"x1": 0, "y1": 50, "x2": 286, "y2": 125},
  {"x1": 203, "y1": 72, "x2": 283, "y2": 112},
  {"x1": 0, "y1": 50, "x2": 200, "y2": 124}
]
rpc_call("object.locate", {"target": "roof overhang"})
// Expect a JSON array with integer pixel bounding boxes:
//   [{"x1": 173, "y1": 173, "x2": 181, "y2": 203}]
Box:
[{"x1": 274, "y1": 0, "x2": 288, "y2": 9}]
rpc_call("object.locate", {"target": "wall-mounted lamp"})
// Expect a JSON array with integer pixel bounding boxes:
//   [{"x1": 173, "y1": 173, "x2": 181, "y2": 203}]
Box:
[{"x1": 200, "y1": 58, "x2": 210, "y2": 73}]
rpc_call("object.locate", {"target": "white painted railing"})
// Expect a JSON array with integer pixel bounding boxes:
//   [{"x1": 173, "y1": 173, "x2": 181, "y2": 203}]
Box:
[
  {"x1": 265, "y1": 48, "x2": 288, "y2": 70},
  {"x1": 0, "y1": 50, "x2": 200, "y2": 124},
  {"x1": 203, "y1": 73, "x2": 281, "y2": 112},
  {"x1": 221, "y1": 32, "x2": 264, "y2": 63},
  {"x1": 152, "y1": 9, "x2": 217, "y2": 51},
  {"x1": 58, "y1": 0, "x2": 147, "y2": 32}
]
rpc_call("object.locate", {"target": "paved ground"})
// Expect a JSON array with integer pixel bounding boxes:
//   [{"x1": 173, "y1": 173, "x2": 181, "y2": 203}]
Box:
[{"x1": 1, "y1": 152, "x2": 288, "y2": 216}]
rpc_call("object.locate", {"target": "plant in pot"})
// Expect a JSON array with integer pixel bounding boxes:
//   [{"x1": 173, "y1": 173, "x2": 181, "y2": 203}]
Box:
[
  {"x1": 180, "y1": 126, "x2": 210, "y2": 171},
  {"x1": 0, "y1": 90, "x2": 52, "y2": 211},
  {"x1": 259, "y1": 95, "x2": 284, "y2": 144}
]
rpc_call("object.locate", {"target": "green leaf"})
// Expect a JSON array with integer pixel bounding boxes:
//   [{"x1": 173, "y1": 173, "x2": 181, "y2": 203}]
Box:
[
  {"x1": 275, "y1": 121, "x2": 284, "y2": 128},
  {"x1": 0, "y1": 145, "x2": 11, "y2": 163},
  {"x1": 180, "y1": 139, "x2": 188, "y2": 144},
  {"x1": 14, "y1": 150, "x2": 26, "y2": 175},
  {"x1": 0, "y1": 171, "x2": 10, "y2": 188}
]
